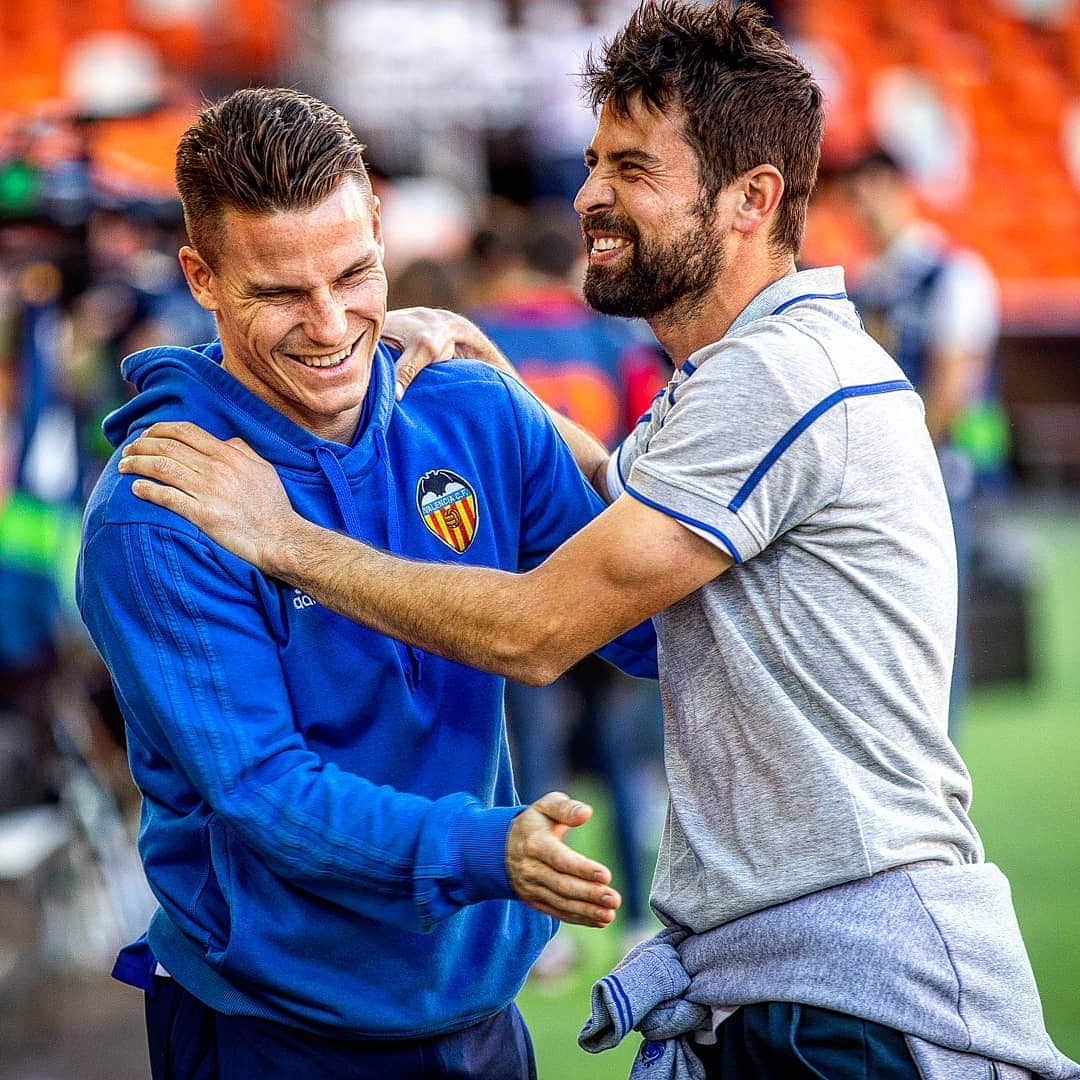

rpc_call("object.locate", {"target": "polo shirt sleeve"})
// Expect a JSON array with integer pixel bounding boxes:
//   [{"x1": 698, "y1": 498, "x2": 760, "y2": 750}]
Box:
[
  {"x1": 606, "y1": 388, "x2": 667, "y2": 501},
  {"x1": 625, "y1": 322, "x2": 847, "y2": 564}
]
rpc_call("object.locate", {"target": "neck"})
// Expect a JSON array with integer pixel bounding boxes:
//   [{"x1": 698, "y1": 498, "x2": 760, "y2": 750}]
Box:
[
  {"x1": 308, "y1": 410, "x2": 363, "y2": 446},
  {"x1": 647, "y1": 251, "x2": 798, "y2": 364}
]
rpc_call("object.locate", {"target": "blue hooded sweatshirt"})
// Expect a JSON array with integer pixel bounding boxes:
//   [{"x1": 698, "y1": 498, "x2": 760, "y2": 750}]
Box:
[{"x1": 77, "y1": 340, "x2": 657, "y2": 1038}]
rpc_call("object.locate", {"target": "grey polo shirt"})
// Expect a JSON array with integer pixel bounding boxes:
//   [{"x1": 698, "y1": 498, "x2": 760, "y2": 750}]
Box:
[{"x1": 608, "y1": 266, "x2": 982, "y2": 933}]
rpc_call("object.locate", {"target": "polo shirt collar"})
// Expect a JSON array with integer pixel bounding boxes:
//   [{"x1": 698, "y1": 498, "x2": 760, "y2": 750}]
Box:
[{"x1": 726, "y1": 265, "x2": 847, "y2": 338}]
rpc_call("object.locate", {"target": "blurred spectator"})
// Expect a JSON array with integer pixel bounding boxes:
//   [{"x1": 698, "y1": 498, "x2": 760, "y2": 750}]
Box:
[
  {"x1": 390, "y1": 257, "x2": 463, "y2": 312},
  {"x1": 842, "y1": 148, "x2": 1006, "y2": 734},
  {"x1": 462, "y1": 199, "x2": 530, "y2": 308},
  {"x1": 470, "y1": 206, "x2": 670, "y2": 968},
  {"x1": 0, "y1": 117, "x2": 213, "y2": 822},
  {"x1": 1, "y1": 247, "x2": 83, "y2": 809}
]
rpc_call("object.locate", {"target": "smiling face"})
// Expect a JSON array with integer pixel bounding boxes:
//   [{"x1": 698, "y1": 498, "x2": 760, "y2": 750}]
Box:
[
  {"x1": 575, "y1": 97, "x2": 727, "y2": 321},
  {"x1": 180, "y1": 179, "x2": 387, "y2": 444}
]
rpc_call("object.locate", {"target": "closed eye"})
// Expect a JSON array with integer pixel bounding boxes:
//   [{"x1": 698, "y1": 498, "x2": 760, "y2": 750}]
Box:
[{"x1": 337, "y1": 269, "x2": 369, "y2": 286}]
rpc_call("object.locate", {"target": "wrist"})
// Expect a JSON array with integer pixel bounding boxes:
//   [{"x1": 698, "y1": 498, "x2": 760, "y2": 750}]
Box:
[{"x1": 261, "y1": 512, "x2": 311, "y2": 580}]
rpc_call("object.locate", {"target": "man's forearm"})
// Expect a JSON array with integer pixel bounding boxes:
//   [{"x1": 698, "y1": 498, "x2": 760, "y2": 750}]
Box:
[{"x1": 270, "y1": 516, "x2": 573, "y2": 685}]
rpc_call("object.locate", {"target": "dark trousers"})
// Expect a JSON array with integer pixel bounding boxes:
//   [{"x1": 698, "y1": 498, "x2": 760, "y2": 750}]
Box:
[
  {"x1": 145, "y1": 977, "x2": 536, "y2": 1080},
  {"x1": 691, "y1": 1002, "x2": 918, "y2": 1079}
]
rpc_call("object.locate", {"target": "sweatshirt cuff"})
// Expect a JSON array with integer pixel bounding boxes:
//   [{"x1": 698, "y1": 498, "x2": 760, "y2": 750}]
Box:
[{"x1": 447, "y1": 803, "x2": 524, "y2": 903}]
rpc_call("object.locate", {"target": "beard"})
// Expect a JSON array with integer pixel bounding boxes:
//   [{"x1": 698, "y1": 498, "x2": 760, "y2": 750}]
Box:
[{"x1": 581, "y1": 200, "x2": 725, "y2": 320}]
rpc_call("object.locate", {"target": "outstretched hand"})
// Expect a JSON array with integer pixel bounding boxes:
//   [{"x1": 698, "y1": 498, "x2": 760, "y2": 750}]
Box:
[
  {"x1": 118, "y1": 421, "x2": 296, "y2": 573},
  {"x1": 506, "y1": 791, "x2": 621, "y2": 928}
]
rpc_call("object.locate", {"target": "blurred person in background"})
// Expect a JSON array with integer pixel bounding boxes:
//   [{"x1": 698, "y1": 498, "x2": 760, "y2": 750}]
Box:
[
  {"x1": 0, "y1": 204, "x2": 100, "y2": 809},
  {"x1": 0, "y1": 133, "x2": 217, "y2": 814},
  {"x1": 843, "y1": 148, "x2": 1006, "y2": 737},
  {"x1": 71, "y1": 205, "x2": 217, "y2": 488},
  {"x1": 471, "y1": 205, "x2": 669, "y2": 971},
  {"x1": 0, "y1": 249, "x2": 77, "y2": 809},
  {"x1": 79, "y1": 87, "x2": 657, "y2": 1080},
  {"x1": 120, "y1": 6, "x2": 1078, "y2": 1078}
]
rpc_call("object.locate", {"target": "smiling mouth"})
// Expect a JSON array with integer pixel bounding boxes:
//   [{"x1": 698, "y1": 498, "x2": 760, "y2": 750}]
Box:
[
  {"x1": 285, "y1": 335, "x2": 362, "y2": 369},
  {"x1": 588, "y1": 233, "x2": 634, "y2": 262}
]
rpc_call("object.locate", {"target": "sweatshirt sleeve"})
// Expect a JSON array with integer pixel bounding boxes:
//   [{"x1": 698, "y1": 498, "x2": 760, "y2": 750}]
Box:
[
  {"x1": 78, "y1": 521, "x2": 519, "y2": 933},
  {"x1": 497, "y1": 372, "x2": 659, "y2": 680}
]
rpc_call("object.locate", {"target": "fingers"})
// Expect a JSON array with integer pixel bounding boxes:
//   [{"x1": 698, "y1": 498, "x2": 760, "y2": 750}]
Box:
[
  {"x1": 393, "y1": 332, "x2": 455, "y2": 401},
  {"x1": 532, "y1": 790, "x2": 594, "y2": 828},
  {"x1": 225, "y1": 436, "x2": 261, "y2": 461},
  {"x1": 118, "y1": 445, "x2": 206, "y2": 496},
  {"x1": 123, "y1": 420, "x2": 229, "y2": 456},
  {"x1": 526, "y1": 887, "x2": 620, "y2": 928},
  {"x1": 129, "y1": 478, "x2": 202, "y2": 520},
  {"x1": 515, "y1": 824, "x2": 617, "y2": 897},
  {"x1": 525, "y1": 865, "x2": 621, "y2": 914},
  {"x1": 535, "y1": 832, "x2": 612, "y2": 885},
  {"x1": 119, "y1": 435, "x2": 211, "y2": 476},
  {"x1": 506, "y1": 797, "x2": 620, "y2": 928},
  {"x1": 383, "y1": 308, "x2": 459, "y2": 401},
  {"x1": 516, "y1": 861, "x2": 622, "y2": 927}
]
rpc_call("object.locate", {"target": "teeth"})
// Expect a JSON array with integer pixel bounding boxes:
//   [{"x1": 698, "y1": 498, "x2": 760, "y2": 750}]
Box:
[
  {"x1": 593, "y1": 236, "x2": 630, "y2": 252},
  {"x1": 294, "y1": 345, "x2": 352, "y2": 368}
]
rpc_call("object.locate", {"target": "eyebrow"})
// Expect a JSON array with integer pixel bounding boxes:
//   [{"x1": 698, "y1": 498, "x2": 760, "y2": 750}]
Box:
[{"x1": 584, "y1": 147, "x2": 664, "y2": 168}]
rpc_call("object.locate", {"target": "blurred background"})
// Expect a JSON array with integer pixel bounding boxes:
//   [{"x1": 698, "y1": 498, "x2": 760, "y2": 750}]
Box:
[{"x1": 0, "y1": 1, "x2": 1077, "y2": 1077}]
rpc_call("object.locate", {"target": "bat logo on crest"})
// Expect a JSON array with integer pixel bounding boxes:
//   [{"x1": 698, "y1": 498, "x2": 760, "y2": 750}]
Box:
[{"x1": 416, "y1": 469, "x2": 479, "y2": 554}]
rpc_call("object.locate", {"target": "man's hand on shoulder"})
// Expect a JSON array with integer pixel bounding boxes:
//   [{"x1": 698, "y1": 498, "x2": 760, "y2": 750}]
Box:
[
  {"x1": 505, "y1": 791, "x2": 621, "y2": 928},
  {"x1": 382, "y1": 307, "x2": 519, "y2": 401},
  {"x1": 119, "y1": 421, "x2": 300, "y2": 573}
]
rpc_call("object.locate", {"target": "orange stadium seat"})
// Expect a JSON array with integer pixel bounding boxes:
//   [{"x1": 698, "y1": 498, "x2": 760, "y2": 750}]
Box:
[{"x1": 809, "y1": 0, "x2": 1080, "y2": 286}]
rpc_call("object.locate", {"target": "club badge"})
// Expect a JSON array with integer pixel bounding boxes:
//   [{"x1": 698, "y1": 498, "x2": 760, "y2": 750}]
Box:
[{"x1": 416, "y1": 469, "x2": 479, "y2": 554}]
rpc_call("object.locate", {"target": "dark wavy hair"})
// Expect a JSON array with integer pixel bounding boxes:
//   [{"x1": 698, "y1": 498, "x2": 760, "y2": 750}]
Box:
[
  {"x1": 175, "y1": 87, "x2": 372, "y2": 265},
  {"x1": 581, "y1": 1, "x2": 824, "y2": 255}
]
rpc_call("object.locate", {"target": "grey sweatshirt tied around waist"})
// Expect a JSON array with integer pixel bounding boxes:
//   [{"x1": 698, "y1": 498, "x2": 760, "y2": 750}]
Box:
[{"x1": 580, "y1": 863, "x2": 1079, "y2": 1080}]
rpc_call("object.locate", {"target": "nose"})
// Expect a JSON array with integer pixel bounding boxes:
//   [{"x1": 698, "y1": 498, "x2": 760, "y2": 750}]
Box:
[
  {"x1": 574, "y1": 171, "x2": 616, "y2": 215},
  {"x1": 304, "y1": 287, "x2": 349, "y2": 346}
]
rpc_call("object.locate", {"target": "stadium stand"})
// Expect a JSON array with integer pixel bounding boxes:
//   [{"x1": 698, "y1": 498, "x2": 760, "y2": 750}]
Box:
[{"x1": 800, "y1": 0, "x2": 1079, "y2": 314}]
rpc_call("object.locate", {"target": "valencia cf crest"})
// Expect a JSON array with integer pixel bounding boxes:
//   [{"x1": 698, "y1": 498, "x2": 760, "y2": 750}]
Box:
[{"x1": 416, "y1": 469, "x2": 479, "y2": 554}]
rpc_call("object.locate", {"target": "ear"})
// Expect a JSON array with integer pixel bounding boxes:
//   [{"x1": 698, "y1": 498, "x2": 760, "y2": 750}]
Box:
[
  {"x1": 178, "y1": 246, "x2": 220, "y2": 313},
  {"x1": 732, "y1": 165, "x2": 785, "y2": 240},
  {"x1": 370, "y1": 194, "x2": 385, "y2": 260}
]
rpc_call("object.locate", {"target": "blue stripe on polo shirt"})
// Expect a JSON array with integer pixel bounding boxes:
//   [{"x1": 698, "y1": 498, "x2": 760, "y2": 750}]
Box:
[
  {"x1": 625, "y1": 483, "x2": 743, "y2": 565},
  {"x1": 615, "y1": 435, "x2": 629, "y2": 487},
  {"x1": 602, "y1": 976, "x2": 629, "y2": 1036},
  {"x1": 770, "y1": 291, "x2": 848, "y2": 317},
  {"x1": 727, "y1": 379, "x2": 914, "y2": 513}
]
